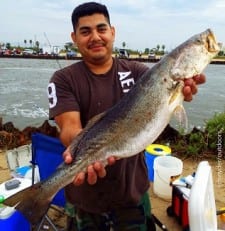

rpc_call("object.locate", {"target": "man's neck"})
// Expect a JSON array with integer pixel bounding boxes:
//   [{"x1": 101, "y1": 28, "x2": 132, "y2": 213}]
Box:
[{"x1": 84, "y1": 56, "x2": 113, "y2": 75}]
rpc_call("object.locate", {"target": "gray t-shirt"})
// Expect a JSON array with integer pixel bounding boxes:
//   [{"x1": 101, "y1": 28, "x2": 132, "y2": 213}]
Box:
[{"x1": 48, "y1": 57, "x2": 150, "y2": 213}]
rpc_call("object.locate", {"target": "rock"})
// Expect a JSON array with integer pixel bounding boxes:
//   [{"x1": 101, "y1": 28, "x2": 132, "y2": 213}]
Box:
[{"x1": 0, "y1": 119, "x2": 59, "y2": 149}]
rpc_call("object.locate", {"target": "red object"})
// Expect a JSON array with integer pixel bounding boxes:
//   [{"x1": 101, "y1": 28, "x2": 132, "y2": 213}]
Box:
[{"x1": 168, "y1": 186, "x2": 190, "y2": 230}]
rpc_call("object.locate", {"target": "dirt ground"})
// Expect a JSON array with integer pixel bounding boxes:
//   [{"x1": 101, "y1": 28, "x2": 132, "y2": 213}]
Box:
[{"x1": 0, "y1": 148, "x2": 225, "y2": 230}]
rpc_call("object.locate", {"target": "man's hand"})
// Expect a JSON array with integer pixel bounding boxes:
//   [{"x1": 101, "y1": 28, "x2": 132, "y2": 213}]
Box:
[
  {"x1": 183, "y1": 74, "x2": 206, "y2": 101},
  {"x1": 63, "y1": 147, "x2": 116, "y2": 186}
]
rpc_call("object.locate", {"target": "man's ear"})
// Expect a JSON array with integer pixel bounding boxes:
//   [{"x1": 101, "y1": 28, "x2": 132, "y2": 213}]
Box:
[
  {"x1": 111, "y1": 26, "x2": 115, "y2": 41},
  {"x1": 71, "y1": 32, "x2": 76, "y2": 43}
]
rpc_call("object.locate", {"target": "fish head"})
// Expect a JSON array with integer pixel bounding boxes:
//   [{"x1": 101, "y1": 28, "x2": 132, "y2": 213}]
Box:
[
  {"x1": 200, "y1": 28, "x2": 222, "y2": 58},
  {"x1": 170, "y1": 28, "x2": 221, "y2": 80}
]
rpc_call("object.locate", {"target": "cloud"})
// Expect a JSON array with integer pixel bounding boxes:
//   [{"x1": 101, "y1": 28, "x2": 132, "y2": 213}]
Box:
[{"x1": 0, "y1": 0, "x2": 224, "y2": 50}]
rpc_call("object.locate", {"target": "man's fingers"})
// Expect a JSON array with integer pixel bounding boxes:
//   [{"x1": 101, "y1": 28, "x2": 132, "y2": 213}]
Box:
[
  {"x1": 74, "y1": 172, "x2": 85, "y2": 186},
  {"x1": 64, "y1": 154, "x2": 73, "y2": 164},
  {"x1": 183, "y1": 77, "x2": 199, "y2": 101},
  {"x1": 190, "y1": 82, "x2": 198, "y2": 95},
  {"x1": 108, "y1": 156, "x2": 116, "y2": 165},
  {"x1": 93, "y1": 162, "x2": 106, "y2": 178},
  {"x1": 73, "y1": 157, "x2": 117, "y2": 186},
  {"x1": 184, "y1": 78, "x2": 193, "y2": 86},
  {"x1": 87, "y1": 165, "x2": 98, "y2": 185},
  {"x1": 193, "y1": 74, "x2": 206, "y2": 84},
  {"x1": 63, "y1": 146, "x2": 73, "y2": 164},
  {"x1": 183, "y1": 86, "x2": 192, "y2": 102}
]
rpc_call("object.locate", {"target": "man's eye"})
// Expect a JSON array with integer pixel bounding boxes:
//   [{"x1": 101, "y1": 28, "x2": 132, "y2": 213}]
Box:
[
  {"x1": 98, "y1": 27, "x2": 107, "y2": 33},
  {"x1": 81, "y1": 30, "x2": 90, "y2": 36}
]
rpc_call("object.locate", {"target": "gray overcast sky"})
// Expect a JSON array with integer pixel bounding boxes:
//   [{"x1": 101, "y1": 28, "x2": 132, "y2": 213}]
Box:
[{"x1": 1, "y1": 0, "x2": 225, "y2": 51}]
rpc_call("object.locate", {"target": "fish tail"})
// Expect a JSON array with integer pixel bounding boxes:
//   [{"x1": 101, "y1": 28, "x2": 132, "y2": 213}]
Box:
[{"x1": 3, "y1": 182, "x2": 51, "y2": 224}]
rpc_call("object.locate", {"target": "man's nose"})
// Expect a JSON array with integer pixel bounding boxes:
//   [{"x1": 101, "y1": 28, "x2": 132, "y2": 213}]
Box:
[{"x1": 90, "y1": 30, "x2": 101, "y2": 41}]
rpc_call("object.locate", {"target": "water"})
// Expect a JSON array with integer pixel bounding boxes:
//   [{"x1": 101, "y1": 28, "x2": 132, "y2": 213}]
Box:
[
  {"x1": 0, "y1": 58, "x2": 225, "y2": 130},
  {"x1": 0, "y1": 58, "x2": 71, "y2": 129}
]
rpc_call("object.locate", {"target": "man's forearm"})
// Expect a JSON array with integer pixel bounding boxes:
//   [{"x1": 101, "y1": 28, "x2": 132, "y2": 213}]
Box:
[{"x1": 59, "y1": 126, "x2": 82, "y2": 147}]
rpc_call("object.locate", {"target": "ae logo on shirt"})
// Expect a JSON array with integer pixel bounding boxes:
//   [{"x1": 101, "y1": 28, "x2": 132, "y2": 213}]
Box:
[{"x1": 118, "y1": 71, "x2": 135, "y2": 93}]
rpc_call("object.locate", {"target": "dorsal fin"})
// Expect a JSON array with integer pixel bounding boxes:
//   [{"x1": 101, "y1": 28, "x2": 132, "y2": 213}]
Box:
[{"x1": 70, "y1": 112, "x2": 106, "y2": 157}]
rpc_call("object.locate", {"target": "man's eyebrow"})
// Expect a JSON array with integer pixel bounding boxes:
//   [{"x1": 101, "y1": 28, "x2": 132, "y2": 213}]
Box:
[
  {"x1": 96, "y1": 23, "x2": 108, "y2": 28},
  {"x1": 79, "y1": 23, "x2": 109, "y2": 31},
  {"x1": 79, "y1": 26, "x2": 91, "y2": 31}
]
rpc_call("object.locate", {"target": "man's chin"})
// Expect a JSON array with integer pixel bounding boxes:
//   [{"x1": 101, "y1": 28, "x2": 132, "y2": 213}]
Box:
[{"x1": 91, "y1": 53, "x2": 107, "y2": 61}]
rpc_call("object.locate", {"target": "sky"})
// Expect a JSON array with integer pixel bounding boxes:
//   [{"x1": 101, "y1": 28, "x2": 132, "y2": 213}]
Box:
[{"x1": 1, "y1": 0, "x2": 225, "y2": 52}]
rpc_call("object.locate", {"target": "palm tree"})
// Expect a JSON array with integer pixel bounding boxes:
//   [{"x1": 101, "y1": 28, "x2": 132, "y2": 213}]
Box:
[
  {"x1": 29, "y1": 40, "x2": 32, "y2": 48},
  {"x1": 6, "y1": 43, "x2": 11, "y2": 49},
  {"x1": 35, "y1": 41, "x2": 40, "y2": 49},
  {"x1": 35, "y1": 41, "x2": 40, "y2": 53},
  {"x1": 24, "y1": 39, "x2": 27, "y2": 47},
  {"x1": 122, "y1": 42, "x2": 126, "y2": 48}
]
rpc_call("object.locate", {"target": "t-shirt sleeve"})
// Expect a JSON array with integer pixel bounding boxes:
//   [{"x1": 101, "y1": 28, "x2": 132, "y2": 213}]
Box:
[{"x1": 47, "y1": 69, "x2": 80, "y2": 120}]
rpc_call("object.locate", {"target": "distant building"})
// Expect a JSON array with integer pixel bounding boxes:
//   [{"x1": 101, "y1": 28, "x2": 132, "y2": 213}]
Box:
[
  {"x1": 118, "y1": 49, "x2": 129, "y2": 58},
  {"x1": 41, "y1": 45, "x2": 60, "y2": 55}
]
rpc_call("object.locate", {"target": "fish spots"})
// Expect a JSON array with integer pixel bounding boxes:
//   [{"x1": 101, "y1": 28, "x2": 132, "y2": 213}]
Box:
[
  {"x1": 144, "y1": 112, "x2": 152, "y2": 119},
  {"x1": 134, "y1": 118, "x2": 140, "y2": 123}
]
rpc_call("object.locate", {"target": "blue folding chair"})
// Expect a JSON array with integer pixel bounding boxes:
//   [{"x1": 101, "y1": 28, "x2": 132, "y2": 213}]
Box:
[{"x1": 31, "y1": 133, "x2": 66, "y2": 231}]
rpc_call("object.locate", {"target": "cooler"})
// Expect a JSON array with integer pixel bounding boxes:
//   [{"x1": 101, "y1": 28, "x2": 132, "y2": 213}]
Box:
[{"x1": 0, "y1": 178, "x2": 31, "y2": 230}]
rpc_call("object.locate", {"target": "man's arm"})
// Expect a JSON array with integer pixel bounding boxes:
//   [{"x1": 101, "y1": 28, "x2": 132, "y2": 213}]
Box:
[
  {"x1": 55, "y1": 111, "x2": 82, "y2": 147},
  {"x1": 55, "y1": 111, "x2": 116, "y2": 186}
]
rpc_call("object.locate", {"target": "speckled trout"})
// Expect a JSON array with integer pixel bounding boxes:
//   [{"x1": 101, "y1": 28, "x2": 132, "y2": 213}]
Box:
[{"x1": 3, "y1": 29, "x2": 220, "y2": 225}]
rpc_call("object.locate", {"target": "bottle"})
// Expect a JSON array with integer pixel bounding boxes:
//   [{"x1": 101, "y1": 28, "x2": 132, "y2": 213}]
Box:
[{"x1": 0, "y1": 195, "x2": 5, "y2": 213}]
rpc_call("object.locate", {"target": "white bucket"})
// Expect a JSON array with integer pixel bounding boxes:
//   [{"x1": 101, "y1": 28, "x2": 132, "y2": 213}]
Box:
[{"x1": 153, "y1": 156, "x2": 183, "y2": 199}]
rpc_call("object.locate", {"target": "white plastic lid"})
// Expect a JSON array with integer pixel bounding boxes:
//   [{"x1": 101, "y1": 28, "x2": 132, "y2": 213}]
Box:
[{"x1": 0, "y1": 206, "x2": 15, "y2": 219}]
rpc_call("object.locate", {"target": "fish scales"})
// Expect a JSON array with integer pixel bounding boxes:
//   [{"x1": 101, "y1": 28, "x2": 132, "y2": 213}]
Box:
[{"x1": 3, "y1": 28, "x2": 221, "y2": 225}]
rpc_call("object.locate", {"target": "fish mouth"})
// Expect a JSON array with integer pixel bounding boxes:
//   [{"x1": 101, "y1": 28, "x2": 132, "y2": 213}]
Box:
[{"x1": 204, "y1": 29, "x2": 221, "y2": 52}]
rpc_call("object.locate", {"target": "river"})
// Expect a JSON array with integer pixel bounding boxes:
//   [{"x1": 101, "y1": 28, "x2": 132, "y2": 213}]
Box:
[{"x1": 0, "y1": 58, "x2": 225, "y2": 130}]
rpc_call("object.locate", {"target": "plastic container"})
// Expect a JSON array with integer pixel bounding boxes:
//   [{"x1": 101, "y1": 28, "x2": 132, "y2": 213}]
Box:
[
  {"x1": 0, "y1": 178, "x2": 32, "y2": 199},
  {"x1": 188, "y1": 161, "x2": 217, "y2": 231},
  {"x1": 0, "y1": 178, "x2": 31, "y2": 230},
  {"x1": 0, "y1": 210, "x2": 30, "y2": 231},
  {"x1": 153, "y1": 156, "x2": 183, "y2": 199},
  {"x1": 144, "y1": 144, "x2": 171, "y2": 181},
  {"x1": 6, "y1": 144, "x2": 32, "y2": 171}
]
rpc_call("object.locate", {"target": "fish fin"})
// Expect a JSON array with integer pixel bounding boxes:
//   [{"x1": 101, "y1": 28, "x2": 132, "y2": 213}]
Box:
[
  {"x1": 173, "y1": 105, "x2": 188, "y2": 132},
  {"x1": 86, "y1": 112, "x2": 106, "y2": 128},
  {"x1": 70, "y1": 112, "x2": 106, "y2": 155},
  {"x1": 3, "y1": 182, "x2": 51, "y2": 225}
]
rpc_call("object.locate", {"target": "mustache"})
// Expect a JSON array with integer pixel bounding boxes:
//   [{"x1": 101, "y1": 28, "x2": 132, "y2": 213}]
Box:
[{"x1": 88, "y1": 42, "x2": 106, "y2": 49}]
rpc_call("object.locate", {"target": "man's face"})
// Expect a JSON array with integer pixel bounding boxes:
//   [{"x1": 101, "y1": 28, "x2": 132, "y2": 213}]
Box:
[{"x1": 71, "y1": 13, "x2": 115, "y2": 63}]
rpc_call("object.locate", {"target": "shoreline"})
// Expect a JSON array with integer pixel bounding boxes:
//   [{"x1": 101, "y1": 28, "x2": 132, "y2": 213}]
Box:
[{"x1": 1, "y1": 55, "x2": 225, "y2": 65}]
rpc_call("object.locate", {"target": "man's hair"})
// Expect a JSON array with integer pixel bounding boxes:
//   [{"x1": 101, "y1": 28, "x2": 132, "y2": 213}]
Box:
[{"x1": 71, "y1": 2, "x2": 111, "y2": 32}]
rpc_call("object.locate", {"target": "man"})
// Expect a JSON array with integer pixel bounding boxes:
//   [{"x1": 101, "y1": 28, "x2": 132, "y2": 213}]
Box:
[{"x1": 47, "y1": 2, "x2": 205, "y2": 230}]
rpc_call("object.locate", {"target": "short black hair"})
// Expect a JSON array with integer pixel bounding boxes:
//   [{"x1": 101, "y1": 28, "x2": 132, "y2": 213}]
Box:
[{"x1": 71, "y1": 2, "x2": 111, "y2": 32}]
